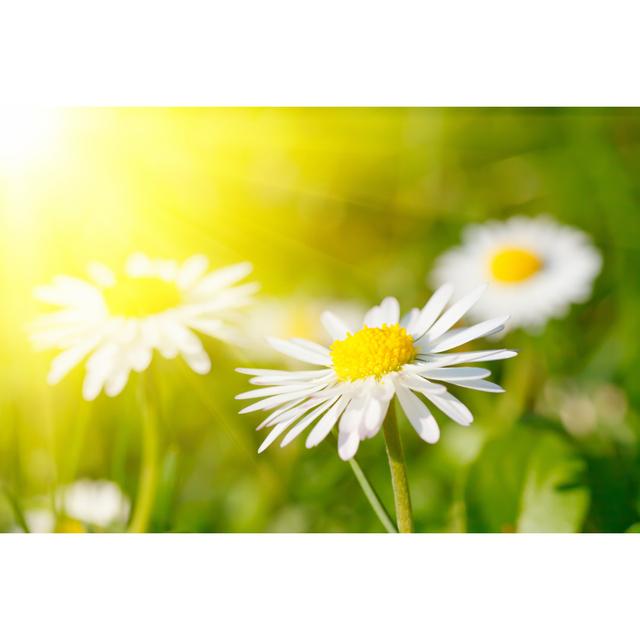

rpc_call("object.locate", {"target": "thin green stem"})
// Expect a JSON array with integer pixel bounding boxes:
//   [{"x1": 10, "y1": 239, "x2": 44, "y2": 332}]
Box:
[
  {"x1": 2, "y1": 486, "x2": 30, "y2": 533},
  {"x1": 345, "y1": 454, "x2": 397, "y2": 533},
  {"x1": 128, "y1": 375, "x2": 160, "y2": 533},
  {"x1": 382, "y1": 401, "x2": 413, "y2": 533},
  {"x1": 64, "y1": 401, "x2": 90, "y2": 484}
]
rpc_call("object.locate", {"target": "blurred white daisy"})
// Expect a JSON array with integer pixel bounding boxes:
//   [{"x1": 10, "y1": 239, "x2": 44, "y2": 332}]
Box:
[
  {"x1": 31, "y1": 253, "x2": 257, "y2": 400},
  {"x1": 431, "y1": 216, "x2": 601, "y2": 331},
  {"x1": 58, "y1": 479, "x2": 130, "y2": 529},
  {"x1": 18, "y1": 480, "x2": 131, "y2": 533},
  {"x1": 22, "y1": 507, "x2": 56, "y2": 533},
  {"x1": 236, "y1": 285, "x2": 516, "y2": 460}
]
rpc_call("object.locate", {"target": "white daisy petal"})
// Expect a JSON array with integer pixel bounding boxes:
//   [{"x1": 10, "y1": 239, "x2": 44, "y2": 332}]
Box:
[
  {"x1": 290, "y1": 338, "x2": 331, "y2": 356},
  {"x1": 236, "y1": 367, "x2": 328, "y2": 378},
  {"x1": 258, "y1": 417, "x2": 299, "y2": 453},
  {"x1": 47, "y1": 335, "x2": 104, "y2": 385},
  {"x1": 105, "y1": 367, "x2": 130, "y2": 398},
  {"x1": 267, "y1": 337, "x2": 332, "y2": 366},
  {"x1": 379, "y1": 297, "x2": 400, "y2": 325},
  {"x1": 192, "y1": 262, "x2": 253, "y2": 295},
  {"x1": 430, "y1": 315, "x2": 509, "y2": 353},
  {"x1": 425, "y1": 391, "x2": 474, "y2": 426},
  {"x1": 35, "y1": 278, "x2": 104, "y2": 309},
  {"x1": 338, "y1": 394, "x2": 368, "y2": 437},
  {"x1": 446, "y1": 379, "x2": 505, "y2": 393},
  {"x1": 239, "y1": 385, "x2": 327, "y2": 414},
  {"x1": 257, "y1": 397, "x2": 309, "y2": 430},
  {"x1": 401, "y1": 308, "x2": 420, "y2": 331},
  {"x1": 248, "y1": 371, "x2": 333, "y2": 386},
  {"x1": 423, "y1": 349, "x2": 518, "y2": 366},
  {"x1": 306, "y1": 395, "x2": 350, "y2": 448},
  {"x1": 280, "y1": 397, "x2": 340, "y2": 447},
  {"x1": 395, "y1": 384, "x2": 440, "y2": 444},
  {"x1": 338, "y1": 424, "x2": 361, "y2": 460},
  {"x1": 82, "y1": 368, "x2": 108, "y2": 401},
  {"x1": 410, "y1": 283, "x2": 454, "y2": 338},
  {"x1": 400, "y1": 374, "x2": 447, "y2": 395},
  {"x1": 426, "y1": 284, "x2": 487, "y2": 341},
  {"x1": 126, "y1": 252, "x2": 153, "y2": 276},
  {"x1": 263, "y1": 397, "x2": 325, "y2": 429},
  {"x1": 363, "y1": 303, "x2": 384, "y2": 328},
  {"x1": 235, "y1": 382, "x2": 326, "y2": 400},
  {"x1": 177, "y1": 254, "x2": 209, "y2": 288},
  {"x1": 361, "y1": 392, "x2": 391, "y2": 439},
  {"x1": 420, "y1": 367, "x2": 491, "y2": 381},
  {"x1": 182, "y1": 346, "x2": 211, "y2": 375},
  {"x1": 185, "y1": 318, "x2": 224, "y2": 337},
  {"x1": 87, "y1": 262, "x2": 116, "y2": 287},
  {"x1": 321, "y1": 311, "x2": 351, "y2": 341},
  {"x1": 128, "y1": 344, "x2": 153, "y2": 373}
]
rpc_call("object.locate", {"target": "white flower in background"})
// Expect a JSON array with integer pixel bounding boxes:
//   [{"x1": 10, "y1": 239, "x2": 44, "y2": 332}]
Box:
[
  {"x1": 538, "y1": 380, "x2": 632, "y2": 443},
  {"x1": 17, "y1": 480, "x2": 131, "y2": 533},
  {"x1": 31, "y1": 253, "x2": 257, "y2": 400},
  {"x1": 58, "y1": 479, "x2": 130, "y2": 528},
  {"x1": 23, "y1": 508, "x2": 56, "y2": 533},
  {"x1": 431, "y1": 216, "x2": 601, "y2": 331},
  {"x1": 236, "y1": 286, "x2": 516, "y2": 460},
  {"x1": 239, "y1": 297, "x2": 366, "y2": 361}
]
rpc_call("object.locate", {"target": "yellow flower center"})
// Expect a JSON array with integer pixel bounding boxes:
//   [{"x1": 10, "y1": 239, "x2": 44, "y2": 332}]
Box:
[
  {"x1": 55, "y1": 518, "x2": 87, "y2": 533},
  {"x1": 490, "y1": 246, "x2": 543, "y2": 283},
  {"x1": 330, "y1": 324, "x2": 416, "y2": 382},
  {"x1": 103, "y1": 276, "x2": 182, "y2": 317}
]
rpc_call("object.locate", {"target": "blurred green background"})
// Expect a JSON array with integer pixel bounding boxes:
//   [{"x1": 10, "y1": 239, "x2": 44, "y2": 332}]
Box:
[{"x1": 0, "y1": 107, "x2": 638, "y2": 533}]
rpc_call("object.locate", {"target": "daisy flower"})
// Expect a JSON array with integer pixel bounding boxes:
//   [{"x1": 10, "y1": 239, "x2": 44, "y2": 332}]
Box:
[
  {"x1": 31, "y1": 253, "x2": 257, "y2": 400},
  {"x1": 16, "y1": 480, "x2": 131, "y2": 533},
  {"x1": 236, "y1": 285, "x2": 516, "y2": 461},
  {"x1": 431, "y1": 215, "x2": 601, "y2": 331},
  {"x1": 59, "y1": 479, "x2": 130, "y2": 530}
]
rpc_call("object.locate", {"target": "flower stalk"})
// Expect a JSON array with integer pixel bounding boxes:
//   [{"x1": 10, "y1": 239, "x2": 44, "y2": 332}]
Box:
[
  {"x1": 128, "y1": 374, "x2": 160, "y2": 533},
  {"x1": 382, "y1": 401, "x2": 413, "y2": 533},
  {"x1": 346, "y1": 456, "x2": 397, "y2": 533}
]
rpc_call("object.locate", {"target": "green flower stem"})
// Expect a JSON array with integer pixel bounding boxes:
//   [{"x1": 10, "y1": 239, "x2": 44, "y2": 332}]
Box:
[
  {"x1": 2, "y1": 486, "x2": 30, "y2": 533},
  {"x1": 128, "y1": 375, "x2": 160, "y2": 533},
  {"x1": 65, "y1": 401, "x2": 90, "y2": 484},
  {"x1": 347, "y1": 456, "x2": 397, "y2": 533},
  {"x1": 382, "y1": 401, "x2": 413, "y2": 533}
]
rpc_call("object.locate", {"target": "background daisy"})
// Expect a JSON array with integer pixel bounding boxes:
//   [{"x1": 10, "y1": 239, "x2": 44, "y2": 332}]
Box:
[
  {"x1": 16, "y1": 480, "x2": 130, "y2": 533},
  {"x1": 431, "y1": 216, "x2": 602, "y2": 331},
  {"x1": 59, "y1": 479, "x2": 130, "y2": 530},
  {"x1": 30, "y1": 253, "x2": 257, "y2": 400}
]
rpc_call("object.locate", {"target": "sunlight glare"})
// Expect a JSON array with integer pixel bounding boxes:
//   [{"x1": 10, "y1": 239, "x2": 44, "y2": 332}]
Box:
[{"x1": 0, "y1": 107, "x2": 61, "y2": 173}]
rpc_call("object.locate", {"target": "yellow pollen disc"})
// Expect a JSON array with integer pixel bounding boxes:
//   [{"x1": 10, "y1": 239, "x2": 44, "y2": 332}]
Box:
[
  {"x1": 55, "y1": 518, "x2": 87, "y2": 533},
  {"x1": 490, "y1": 246, "x2": 543, "y2": 283},
  {"x1": 330, "y1": 323, "x2": 416, "y2": 382},
  {"x1": 103, "y1": 276, "x2": 182, "y2": 317}
]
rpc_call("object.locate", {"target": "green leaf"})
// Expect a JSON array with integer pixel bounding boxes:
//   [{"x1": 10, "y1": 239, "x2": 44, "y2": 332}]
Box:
[{"x1": 465, "y1": 426, "x2": 589, "y2": 533}]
